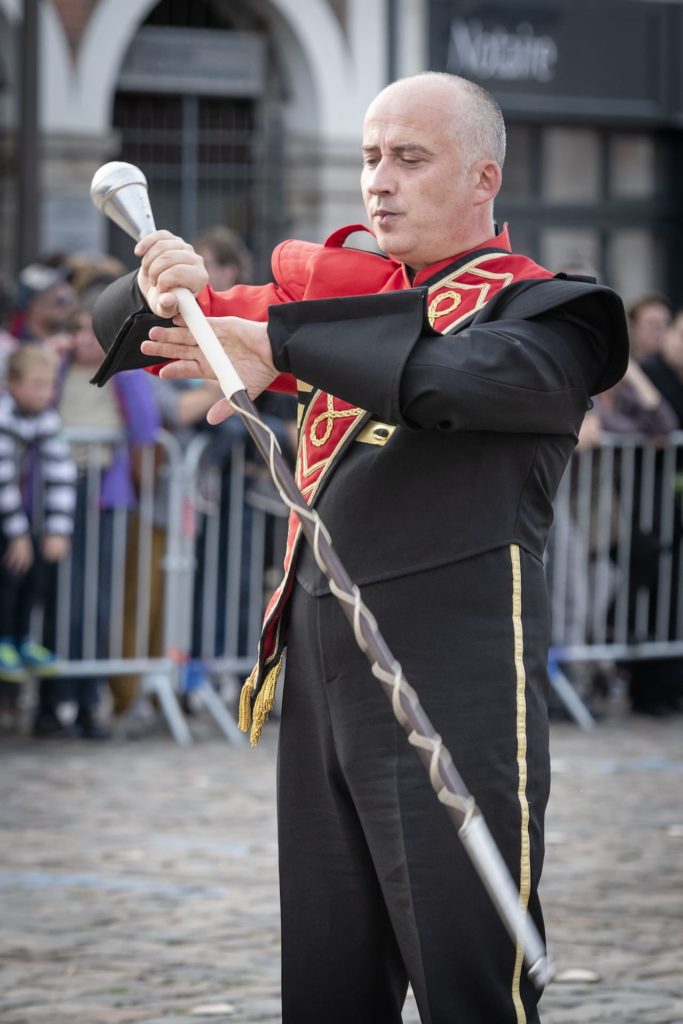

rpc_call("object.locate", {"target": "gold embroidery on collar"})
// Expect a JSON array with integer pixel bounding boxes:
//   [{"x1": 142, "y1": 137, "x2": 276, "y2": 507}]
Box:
[
  {"x1": 427, "y1": 252, "x2": 515, "y2": 332},
  {"x1": 428, "y1": 290, "x2": 462, "y2": 324}
]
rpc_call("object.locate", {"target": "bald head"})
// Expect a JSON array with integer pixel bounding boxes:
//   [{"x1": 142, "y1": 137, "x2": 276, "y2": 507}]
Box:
[
  {"x1": 366, "y1": 73, "x2": 506, "y2": 175},
  {"x1": 360, "y1": 72, "x2": 505, "y2": 267}
]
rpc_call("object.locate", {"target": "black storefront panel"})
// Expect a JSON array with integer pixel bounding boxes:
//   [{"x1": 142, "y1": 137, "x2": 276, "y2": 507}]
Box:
[
  {"x1": 428, "y1": 0, "x2": 682, "y2": 124},
  {"x1": 426, "y1": 0, "x2": 683, "y2": 304}
]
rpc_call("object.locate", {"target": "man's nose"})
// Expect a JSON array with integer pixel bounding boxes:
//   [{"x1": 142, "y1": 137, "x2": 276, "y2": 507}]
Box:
[{"x1": 367, "y1": 159, "x2": 396, "y2": 194}]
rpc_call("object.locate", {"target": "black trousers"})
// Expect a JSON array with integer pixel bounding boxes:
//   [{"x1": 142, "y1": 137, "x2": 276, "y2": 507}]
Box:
[{"x1": 277, "y1": 545, "x2": 550, "y2": 1024}]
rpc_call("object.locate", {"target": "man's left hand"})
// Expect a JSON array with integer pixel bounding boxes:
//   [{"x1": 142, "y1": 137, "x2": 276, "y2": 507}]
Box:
[{"x1": 141, "y1": 315, "x2": 278, "y2": 423}]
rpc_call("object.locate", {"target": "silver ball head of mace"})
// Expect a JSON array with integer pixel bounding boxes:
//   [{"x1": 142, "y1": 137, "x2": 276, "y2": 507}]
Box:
[{"x1": 90, "y1": 161, "x2": 156, "y2": 242}]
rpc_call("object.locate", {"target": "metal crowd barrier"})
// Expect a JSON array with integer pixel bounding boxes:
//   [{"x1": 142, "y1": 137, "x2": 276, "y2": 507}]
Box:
[
  {"x1": 36, "y1": 426, "x2": 288, "y2": 745},
  {"x1": 33, "y1": 428, "x2": 683, "y2": 742},
  {"x1": 547, "y1": 430, "x2": 683, "y2": 728}
]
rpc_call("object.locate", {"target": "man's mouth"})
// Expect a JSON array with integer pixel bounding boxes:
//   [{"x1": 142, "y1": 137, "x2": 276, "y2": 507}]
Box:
[{"x1": 373, "y1": 209, "x2": 400, "y2": 223}]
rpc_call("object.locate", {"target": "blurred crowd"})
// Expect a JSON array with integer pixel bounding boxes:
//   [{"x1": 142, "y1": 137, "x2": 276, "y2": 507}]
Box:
[
  {"x1": 550, "y1": 287, "x2": 683, "y2": 719},
  {"x1": 0, "y1": 228, "x2": 296, "y2": 740},
  {"x1": 1, "y1": 240, "x2": 682, "y2": 741}
]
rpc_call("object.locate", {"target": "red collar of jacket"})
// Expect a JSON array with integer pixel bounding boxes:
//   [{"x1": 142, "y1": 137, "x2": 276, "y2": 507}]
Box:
[
  {"x1": 319, "y1": 222, "x2": 512, "y2": 286},
  {"x1": 411, "y1": 224, "x2": 512, "y2": 286}
]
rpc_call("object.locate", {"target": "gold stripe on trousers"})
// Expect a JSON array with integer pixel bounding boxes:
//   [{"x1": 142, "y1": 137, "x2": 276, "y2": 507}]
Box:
[{"x1": 510, "y1": 543, "x2": 531, "y2": 1024}]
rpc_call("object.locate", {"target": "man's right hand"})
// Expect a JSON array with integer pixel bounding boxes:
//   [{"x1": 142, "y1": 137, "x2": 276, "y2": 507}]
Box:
[{"x1": 134, "y1": 230, "x2": 209, "y2": 318}]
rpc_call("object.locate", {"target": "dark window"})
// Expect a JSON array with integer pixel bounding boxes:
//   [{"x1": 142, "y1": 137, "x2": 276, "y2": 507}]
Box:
[{"x1": 497, "y1": 124, "x2": 672, "y2": 302}]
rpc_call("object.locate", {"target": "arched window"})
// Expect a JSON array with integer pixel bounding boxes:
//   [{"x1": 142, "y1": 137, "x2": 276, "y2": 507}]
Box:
[{"x1": 110, "y1": 0, "x2": 284, "y2": 279}]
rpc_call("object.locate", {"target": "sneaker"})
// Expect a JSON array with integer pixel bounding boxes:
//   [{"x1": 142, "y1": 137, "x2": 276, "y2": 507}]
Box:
[
  {"x1": 0, "y1": 640, "x2": 28, "y2": 683},
  {"x1": 18, "y1": 638, "x2": 58, "y2": 675}
]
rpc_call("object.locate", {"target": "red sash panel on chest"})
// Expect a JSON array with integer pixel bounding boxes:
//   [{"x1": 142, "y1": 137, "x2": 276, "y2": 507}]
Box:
[{"x1": 295, "y1": 391, "x2": 365, "y2": 502}]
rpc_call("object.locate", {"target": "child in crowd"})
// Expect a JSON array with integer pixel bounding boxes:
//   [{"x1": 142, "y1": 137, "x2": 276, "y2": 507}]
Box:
[{"x1": 0, "y1": 344, "x2": 76, "y2": 723}]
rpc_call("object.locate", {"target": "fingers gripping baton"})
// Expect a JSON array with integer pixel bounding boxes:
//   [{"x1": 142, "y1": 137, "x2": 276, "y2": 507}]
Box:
[{"x1": 91, "y1": 161, "x2": 554, "y2": 990}]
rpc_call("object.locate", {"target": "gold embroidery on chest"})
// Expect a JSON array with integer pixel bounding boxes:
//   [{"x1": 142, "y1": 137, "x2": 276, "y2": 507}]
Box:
[
  {"x1": 309, "y1": 393, "x2": 362, "y2": 447},
  {"x1": 296, "y1": 391, "x2": 366, "y2": 500}
]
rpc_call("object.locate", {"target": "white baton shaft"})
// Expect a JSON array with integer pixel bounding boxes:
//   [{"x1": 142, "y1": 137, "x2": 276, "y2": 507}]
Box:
[{"x1": 173, "y1": 286, "x2": 246, "y2": 400}]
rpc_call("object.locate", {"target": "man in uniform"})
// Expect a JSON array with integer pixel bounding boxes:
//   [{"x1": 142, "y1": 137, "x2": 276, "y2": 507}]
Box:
[{"x1": 92, "y1": 73, "x2": 628, "y2": 1024}]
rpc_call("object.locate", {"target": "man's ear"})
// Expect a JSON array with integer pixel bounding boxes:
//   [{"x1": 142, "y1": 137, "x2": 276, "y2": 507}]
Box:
[{"x1": 472, "y1": 160, "x2": 502, "y2": 207}]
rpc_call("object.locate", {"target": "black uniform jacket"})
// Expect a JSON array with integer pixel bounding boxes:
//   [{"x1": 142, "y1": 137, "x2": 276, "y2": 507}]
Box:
[
  {"x1": 91, "y1": 264, "x2": 628, "y2": 594},
  {"x1": 268, "y1": 279, "x2": 628, "y2": 594}
]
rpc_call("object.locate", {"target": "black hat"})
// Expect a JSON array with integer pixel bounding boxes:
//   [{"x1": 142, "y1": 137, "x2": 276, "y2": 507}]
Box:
[{"x1": 90, "y1": 270, "x2": 171, "y2": 386}]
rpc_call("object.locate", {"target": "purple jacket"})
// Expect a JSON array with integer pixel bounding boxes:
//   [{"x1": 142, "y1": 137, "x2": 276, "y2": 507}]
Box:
[{"x1": 100, "y1": 370, "x2": 161, "y2": 508}]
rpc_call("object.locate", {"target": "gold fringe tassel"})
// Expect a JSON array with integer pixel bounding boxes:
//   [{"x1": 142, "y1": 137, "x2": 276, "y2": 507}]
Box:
[
  {"x1": 249, "y1": 655, "x2": 284, "y2": 747},
  {"x1": 238, "y1": 664, "x2": 258, "y2": 735}
]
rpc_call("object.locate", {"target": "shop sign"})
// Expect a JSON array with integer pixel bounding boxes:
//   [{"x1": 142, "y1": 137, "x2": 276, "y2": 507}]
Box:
[
  {"x1": 429, "y1": 0, "x2": 677, "y2": 120},
  {"x1": 447, "y1": 18, "x2": 558, "y2": 83}
]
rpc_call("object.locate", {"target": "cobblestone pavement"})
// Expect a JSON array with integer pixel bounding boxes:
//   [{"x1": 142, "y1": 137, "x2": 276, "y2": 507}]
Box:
[{"x1": 0, "y1": 701, "x2": 681, "y2": 1024}]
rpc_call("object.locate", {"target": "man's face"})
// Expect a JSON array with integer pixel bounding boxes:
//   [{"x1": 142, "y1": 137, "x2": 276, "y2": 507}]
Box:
[{"x1": 361, "y1": 84, "x2": 479, "y2": 269}]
